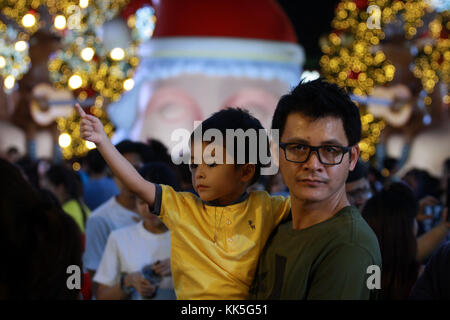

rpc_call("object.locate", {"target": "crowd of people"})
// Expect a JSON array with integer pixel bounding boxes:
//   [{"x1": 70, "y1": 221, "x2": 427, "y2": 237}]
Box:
[{"x1": 1, "y1": 79, "x2": 449, "y2": 300}]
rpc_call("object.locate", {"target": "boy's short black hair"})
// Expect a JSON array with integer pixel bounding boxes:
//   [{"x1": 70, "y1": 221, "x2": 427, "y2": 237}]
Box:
[
  {"x1": 272, "y1": 78, "x2": 362, "y2": 146},
  {"x1": 190, "y1": 108, "x2": 270, "y2": 185}
]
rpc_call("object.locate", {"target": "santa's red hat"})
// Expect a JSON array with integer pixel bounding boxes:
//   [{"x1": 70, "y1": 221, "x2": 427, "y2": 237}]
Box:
[{"x1": 111, "y1": 0, "x2": 304, "y2": 131}]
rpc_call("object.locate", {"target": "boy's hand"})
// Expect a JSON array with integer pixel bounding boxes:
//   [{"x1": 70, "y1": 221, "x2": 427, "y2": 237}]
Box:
[
  {"x1": 75, "y1": 103, "x2": 108, "y2": 145},
  {"x1": 152, "y1": 258, "x2": 171, "y2": 276},
  {"x1": 126, "y1": 272, "x2": 157, "y2": 298}
]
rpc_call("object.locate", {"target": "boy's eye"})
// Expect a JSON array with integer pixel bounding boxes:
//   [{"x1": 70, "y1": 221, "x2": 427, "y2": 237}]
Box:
[{"x1": 207, "y1": 163, "x2": 217, "y2": 168}]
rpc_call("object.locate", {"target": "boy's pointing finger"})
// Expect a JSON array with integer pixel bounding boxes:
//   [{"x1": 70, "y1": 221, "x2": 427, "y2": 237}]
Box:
[{"x1": 75, "y1": 103, "x2": 86, "y2": 118}]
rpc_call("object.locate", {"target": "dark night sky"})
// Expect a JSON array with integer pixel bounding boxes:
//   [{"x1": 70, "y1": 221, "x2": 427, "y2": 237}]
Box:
[{"x1": 277, "y1": 0, "x2": 340, "y2": 70}]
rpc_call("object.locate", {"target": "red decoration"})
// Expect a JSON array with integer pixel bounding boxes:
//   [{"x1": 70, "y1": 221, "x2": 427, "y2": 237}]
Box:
[
  {"x1": 348, "y1": 70, "x2": 360, "y2": 79},
  {"x1": 120, "y1": 0, "x2": 154, "y2": 21},
  {"x1": 150, "y1": 0, "x2": 298, "y2": 44},
  {"x1": 74, "y1": 86, "x2": 96, "y2": 99},
  {"x1": 353, "y1": 0, "x2": 368, "y2": 10}
]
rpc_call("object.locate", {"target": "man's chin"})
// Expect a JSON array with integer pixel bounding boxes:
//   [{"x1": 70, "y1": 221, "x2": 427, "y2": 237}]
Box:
[{"x1": 291, "y1": 190, "x2": 327, "y2": 203}]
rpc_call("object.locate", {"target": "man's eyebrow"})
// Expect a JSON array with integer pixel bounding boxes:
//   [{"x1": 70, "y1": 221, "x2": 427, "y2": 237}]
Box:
[
  {"x1": 321, "y1": 139, "x2": 345, "y2": 146},
  {"x1": 282, "y1": 138, "x2": 346, "y2": 146},
  {"x1": 283, "y1": 138, "x2": 309, "y2": 144}
]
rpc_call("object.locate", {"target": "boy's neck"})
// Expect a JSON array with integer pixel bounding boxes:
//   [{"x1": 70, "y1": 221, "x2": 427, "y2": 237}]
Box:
[{"x1": 205, "y1": 190, "x2": 249, "y2": 207}]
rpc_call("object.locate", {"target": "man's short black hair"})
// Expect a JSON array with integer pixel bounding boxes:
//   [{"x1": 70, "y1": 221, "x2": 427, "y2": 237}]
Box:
[
  {"x1": 272, "y1": 78, "x2": 362, "y2": 146},
  {"x1": 190, "y1": 108, "x2": 270, "y2": 185}
]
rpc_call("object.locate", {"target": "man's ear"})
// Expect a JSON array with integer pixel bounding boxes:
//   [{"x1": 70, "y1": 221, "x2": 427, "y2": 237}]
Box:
[
  {"x1": 349, "y1": 145, "x2": 360, "y2": 171},
  {"x1": 240, "y1": 164, "x2": 256, "y2": 183}
]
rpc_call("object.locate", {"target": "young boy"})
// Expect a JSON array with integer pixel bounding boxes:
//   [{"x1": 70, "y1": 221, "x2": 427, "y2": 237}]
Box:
[{"x1": 76, "y1": 105, "x2": 290, "y2": 299}]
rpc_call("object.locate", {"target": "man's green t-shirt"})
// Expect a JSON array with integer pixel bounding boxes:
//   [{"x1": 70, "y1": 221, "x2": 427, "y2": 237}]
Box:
[{"x1": 249, "y1": 206, "x2": 381, "y2": 300}]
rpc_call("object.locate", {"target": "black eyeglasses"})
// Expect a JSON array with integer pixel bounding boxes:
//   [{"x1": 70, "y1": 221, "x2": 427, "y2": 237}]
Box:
[{"x1": 279, "y1": 142, "x2": 351, "y2": 165}]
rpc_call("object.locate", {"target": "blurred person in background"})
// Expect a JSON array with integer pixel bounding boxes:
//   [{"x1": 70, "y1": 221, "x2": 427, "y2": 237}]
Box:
[
  {"x1": 346, "y1": 160, "x2": 373, "y2": 212},
  {"x1": 41, "y1": 164, "x2": 91, "y2": 234},
  {"x1": 82, "y1": 149, "x2": 119, "y2": 211},
  {"x1": 83, "y1": 140, "x2": 144, "y2": 298},
  {"x1": 14, "y1": 156, "x2": 40, "y2": 190},
  {"x1": 4, "y1": 146, "x2": 21, "y2": 163},
  {"x1": 368, "y1": 165, "x2": 384, "y2": 193},
  {"x1": 362, "y1": 182, "x2": 420, "y2": 299},
  {"x1": 362, "y1": 182, "x2": 450, "y2": 299},
  {"x1": 403, "y1": 168, "x2": 443, "y2": 236},
  {"x1": 265, "y1": 171, "x2": 289, "y2": 196},
  {"x1": 95, "y1": 162, "x2": 177, "y2": 300},
  {"x1": 409, "y1": 241, "x2": 450, "y2": 300},
  {"x1": 0, "y1": 159, "x2": 83, "y2": 299}
]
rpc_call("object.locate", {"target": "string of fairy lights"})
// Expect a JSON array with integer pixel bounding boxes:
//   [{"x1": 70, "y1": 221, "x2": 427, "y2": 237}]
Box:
[
  {"x1": 0, "y1": 22, "x2": 31, "y2": 90},
  {"x1": 320, "y1": 0, "x2": 449, "y2": 162},
  {"x1": 1, "y1": 0, "x2": 447, "y2": 161},
  {"x1": 0, "y1": 0, "x2": 155, "y2": 159}
]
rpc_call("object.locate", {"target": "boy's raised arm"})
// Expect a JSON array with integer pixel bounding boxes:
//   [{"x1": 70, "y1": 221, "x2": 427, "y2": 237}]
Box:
[{"x1": 75, "y1": 104, "x2": 156, "y2": 206}]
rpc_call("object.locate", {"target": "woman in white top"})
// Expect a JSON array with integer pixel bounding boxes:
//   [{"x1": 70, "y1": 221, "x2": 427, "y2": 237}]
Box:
[{"x1": 94, "y1": 162, "x2": 178, "y2": 300}]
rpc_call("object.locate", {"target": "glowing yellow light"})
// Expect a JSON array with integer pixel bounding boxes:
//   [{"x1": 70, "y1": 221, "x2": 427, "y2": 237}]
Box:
[
  {"x1": 123, "y1": 78, "x2": 134, "y2": 91},
  {"x1": 79, "y1": 0, "x2": 89, "y2": 8},
  {"x1": 22, "y1": 14, "x2": 36, "y2": 28},
  {"x1": 15, "y1": 41, "x2": 28, "y2": 52},
  {"x1": 443, "y1": 95, "x2": 450, "y2": 104},
  {"x1": 59, "y1": 133, "x2": 72, "y2": 148},
  {"x1": 0, "y1": 56, "x2": 5, "y2": 68},
  {"x1": 54, "y1": 15, "x2": 67, "y2": 30},
  {"x1": 4, "y1": 75, "x2": 15, "y2": 89},
  {"x1": 110, "y1": 48, "x2": 125, "y2": 61},
  {"x1": 85, "y1": 141, "x2": 96, "y2": 150},
  {"x1": 81, "y1": 47, "x2": 95, "y2": 61},
  {"x1": 68, "y1": 74, "x2": 83, "y2": 89},
  {"x1": 72, "y1": 162, "x2": 81, "y2": 171}
]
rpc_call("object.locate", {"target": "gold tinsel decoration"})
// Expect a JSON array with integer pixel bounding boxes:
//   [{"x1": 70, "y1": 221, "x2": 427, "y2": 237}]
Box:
[
  {"x1": 320, "y1": 0, "x2": 434, "y2": 162},
  {"x1": 57, "y1": 102, "x2": 115, "y2": 159}
]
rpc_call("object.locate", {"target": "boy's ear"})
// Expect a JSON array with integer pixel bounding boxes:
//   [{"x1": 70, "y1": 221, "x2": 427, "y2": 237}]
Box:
[{"x1": 240, "y1": 164, "x2": 256, "y2": 183}]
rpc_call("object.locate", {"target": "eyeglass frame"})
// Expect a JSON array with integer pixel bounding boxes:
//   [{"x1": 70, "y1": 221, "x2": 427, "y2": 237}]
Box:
[{"x1": 279, "y1": 142, "x2": 352, "y2": 165}]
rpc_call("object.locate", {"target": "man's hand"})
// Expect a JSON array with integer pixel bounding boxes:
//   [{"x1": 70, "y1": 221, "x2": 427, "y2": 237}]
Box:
[
  {"x1": 152, "y1": 258, "x2": 171, "y2": 277},
  {"x1": 75, "y1": 103, "x2": 108, "y2": 146},
  {"x1": 126, "y1": 272, "x2": 157, "y2": 298}
]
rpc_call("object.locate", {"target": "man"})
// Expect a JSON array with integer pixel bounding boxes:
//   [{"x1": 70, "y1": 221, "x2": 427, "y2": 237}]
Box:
[
  {"x1": 83, "y1": 140, "x2": 143, "y2": 298},
  {"x1": 82, "y1": 148, "x2": 119, "y2": 211},
  {"x1": 409, "y1": 241, "x2": 450, "y2": 300},
  {"x1": 249, "y1": 79, "x2": 382, "y2": 299}
]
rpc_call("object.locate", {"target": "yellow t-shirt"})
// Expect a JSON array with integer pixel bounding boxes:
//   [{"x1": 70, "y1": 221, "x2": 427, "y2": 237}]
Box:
[
  {"x1": 155, "y1": 184, "x2": 290, "y2": 300},
  {"x1": 62, "y1": 199, "x2": 91, "y2": 233}
]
